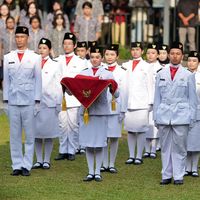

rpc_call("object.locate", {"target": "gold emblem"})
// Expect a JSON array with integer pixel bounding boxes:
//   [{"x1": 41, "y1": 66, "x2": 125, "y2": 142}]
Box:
[
  {"x1": 137, "y1": 43, "x2": 140, "y2": 47},
  {"x1": 92, "y1": 42, "x2": 96, "y2": 46},
  {"x1": 82, "y1": 43, "x2": 85, "y2": 46},
  {"x1": 23, "y1": 28, "x2": 27, "y2": 32},
  {"x1": 96, "y1": 49, "x2": 99, "y2": 53},
  {"x1": 152, "y1": 44, "x2": 156, "y2": 49},
  {"x1": 83, "y1": 90, "x2": 91, "y2": 98},
  {"x1": 42, "y1": 39, "x2": 46, "y2": 43},
  {"x1": 111, "y1": 46, "x2": 114, "y2": 49},
  {"x1": 162, "y1": 46, "x2": 166, "y2": 50},
  {"x1": 194, "y1": 52, "x2": 197, "y2": 56},
  {"x1": 69, "y1": 34, "x2": 73, "y2": 38},
  {"x1": 179, "y1": 44, "x2": 182, "y2": 48}
]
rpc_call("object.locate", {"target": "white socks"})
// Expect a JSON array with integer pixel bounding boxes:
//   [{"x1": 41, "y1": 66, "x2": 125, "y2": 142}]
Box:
[
  {"x1": 186, "y1": 151, "x2": 200, "y2": 172},
  {"x1": 128, "y1": 132, "x2": 145, "y2": 159},
  {"x1": 86, "y1": 147, "x2": 104, "y2": 175},
  {"x1": 35, "y1": 138, "x2": 53, "y2": 163},
  {"x1": 145, "y1": 139, "x2": 157, "y2": 154},
  {"x1": 44, "y1": 138, "x2": 53, "y2": 163},
  {"x1": 103, "y1": 138, "x2": 119, "y2": 168}
]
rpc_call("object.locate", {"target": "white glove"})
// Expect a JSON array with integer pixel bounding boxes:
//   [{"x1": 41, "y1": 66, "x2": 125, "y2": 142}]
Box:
[
  {"x1": 3, "y1": 103, "x2": 8, "y2": 115},
  {"x1": 56, "y1": 104, "x2": 61, "y2": 114},
  {"x1": 118, "y1": 112, "x2": 125, "y2": 123},
  {"x1": 34, "y1": 103, "x2": 40, "y2": 116}
]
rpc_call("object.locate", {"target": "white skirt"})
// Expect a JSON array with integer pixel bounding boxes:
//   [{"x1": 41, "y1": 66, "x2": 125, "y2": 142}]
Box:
[
  {"x1": 35, "y1": 105, "x2": 60, "y2": 138},
  {"x1": 79, "y1": 116, "x2": 108, "y2": 148},
  {"x1": 107, "y1": 115, "x2": 122, "y2": 138},
  {"x1": 187, "y1": 121, "x2": 200, "y2": 152},
  {"x1": 124, "y1": 109, "x2": 149, "y2": 133},
  {"x1": 146, "y1": 111, "x2": 159, "y2": 139}
]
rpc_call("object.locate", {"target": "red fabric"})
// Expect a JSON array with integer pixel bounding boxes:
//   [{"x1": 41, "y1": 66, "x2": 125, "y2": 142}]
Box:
[
  {"x1": 66, "y1": 56, "x2": 73, "y2": 65},
  {"x1": 92, "y1": 67, "x2": 98, "y2": 75},
  {"x1": 41, "y1": 59, "x2": 48, "y2": 68},
  {"x1": 170, "y1": 66, "x2": 178, "y2": 80},
  {"x1": 132, "y1": 60, "x2": 140, "y2": 71},
  {"x1": 108, "y1": 65, "x2": 116, "y2": 72},
  {"x1": 60, "y1": 75, "x2": 118, "y2": 109},
  {"x1": 17, "y1": 53, "x2": 24, "y2": 62}
]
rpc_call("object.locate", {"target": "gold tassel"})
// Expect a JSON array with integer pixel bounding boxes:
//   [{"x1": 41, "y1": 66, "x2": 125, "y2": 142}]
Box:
[
  {"x1": 111, "y1": 96, "x2": 116, "y2": 111},
  {"x1": 83, "y1": 108, "x2": 89, "y2": 125},
  {"x1": 62, "y1": 96, "x2": 67, "y2": 111}
]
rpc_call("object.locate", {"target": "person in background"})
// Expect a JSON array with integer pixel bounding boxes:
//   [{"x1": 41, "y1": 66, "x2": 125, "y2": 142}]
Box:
[
  {"x1": 54, "y1": 32, "x2": 85, "y2": 161},
  {"x1": 3, "y1": 26, "x2": 42, "y2": 176},
  {"x1": 185, "y1": 51, "x2": 200, "y2": 177},
  {"x1": 100, "y1": 44, "x2": 127, "y2": 173},
  {"x1": 122, "y1": 42, "x2": 153, "y2": 165},
  {"x1": 0, "y1": 3, "x2": 10, "y2": 30},
  {"x1": 46, "y1": 0, "x2": 69, "y2": 32},
  {"x1": 32, "y1": 38, "x2": 62, "y2": 170},
  {"x1": 158, "y1": 44, "x2": 169, "y2": 67},
  {"x1": 153, "y1": 42, "x2": 197, "y2": 185},
  {"x1": 49, "y1": 14, "x2": 69, "y2": 57},
  {"x1": 74, "y1": 1, "x2": 101, "y2": 42},
  {"x1": 19, "y1": 2, "x2": 42, "y2": 28},
  {"x1": 63, "y1": 0, "x2": 77, "y2": 22},
  {"x1": 143, "y1": 43, "x2": 162, "y2": 159},
  {"x1": 3, "y1": 0, "x2": 20, "y2": 23},
  {"x1": 177, "y1": 0, "x2": 199, "y2": 51},
  {"x1": 28, "y1": 16, "x2": 46, "y2": 52}
]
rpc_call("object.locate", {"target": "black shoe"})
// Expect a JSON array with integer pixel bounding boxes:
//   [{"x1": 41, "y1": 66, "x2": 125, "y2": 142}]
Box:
[
  {"x1": 21, "y1": 168, "x2": 30, "y2": 176},
  {"x1": 192, "y1": 171, "x2": 199, "y2": 177},
  {"x1": 108, "y1": 167, "x2": 118, "y2": 173},
  {"x1": 150, "y1": 153, "x2": 157, "y2": 159},
  {"x1": 125, "y1": 157, "x2": 135, "y2": 164},
  {"x1": 100, "y1": 166, "x2": 109, "y2": 172},
  {"x1": 54, "y1": 153, "x2": 68, "y2": 160},
  {"x1": 10, "y1": 169, "x2": 22, "y2": 176},
  {"x1": 134, "y1": 158, "x2": 143, "y2": 165},
  {"x1": 143, "y1": 152, "x2": 150, "y2": 158},
  {"x1": 160, "y1": 178, "x2": 172, "y2": 185},
  {"x1": 184, "y1": 171, "x2": 192, "y2": 176},
  {"x1": 43, "y1": 162, "x2": 50, "y2": 169},
  {"x1": 83, "y1": 174, "x2": 94, "y2": 182},
  {"x1": 67, "y1": 154, "x2": 75, "y2": 161},
  {"x1": 94, "y1": 174, "x2": 102, "y2": 182},
  {"x1": 32, "y1": 162, "x2": 43, "y2": 169},
  {"x1": 174, "y1": 180, "x2": 183, "y2": 185}
]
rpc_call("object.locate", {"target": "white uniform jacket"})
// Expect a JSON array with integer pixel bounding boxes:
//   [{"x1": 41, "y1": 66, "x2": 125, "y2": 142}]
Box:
[
  {"x1": 3, "y1": 49, "x2": 42, "y2": 105},
  {"x1": 41, "y1": 57, "x2": 62, "y2": 107},
  {"x1": 153, "y1": 64, "x2": 197, "y2": 125},
  {"x1": 104, "y1": 63, "x2": 127, "y2": 114},
  {"x1": 195, "y1": 68, "x2": 200, "y2": 120},
  {"x1": 56, "y1": 53, "x2": 86, "y2": 108},
  {"x1": 79, "y1": 66, "x2": 119, "y2": 115},
  {"x1": 122, "y1": 58, "x2": 154, "y2": 109}
]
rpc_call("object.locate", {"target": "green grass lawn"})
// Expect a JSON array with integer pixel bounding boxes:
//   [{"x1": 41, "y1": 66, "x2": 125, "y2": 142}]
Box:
[{"x1": 1, "y1": 113, "x2": 200, "y2": 200}]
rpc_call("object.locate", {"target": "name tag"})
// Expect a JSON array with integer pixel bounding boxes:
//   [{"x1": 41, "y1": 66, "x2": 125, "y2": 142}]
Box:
[
  {"x1": 160, "y1": 78, "x2": 165, "y2": 81},
  {"x1": 9, "y1": 61, "x2": 15, "y2": 64}
]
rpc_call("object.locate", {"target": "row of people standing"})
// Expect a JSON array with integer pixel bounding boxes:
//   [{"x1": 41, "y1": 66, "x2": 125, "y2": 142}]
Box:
[{"x1": 3, "y1": 24, "x2": 200, "y2": 184}]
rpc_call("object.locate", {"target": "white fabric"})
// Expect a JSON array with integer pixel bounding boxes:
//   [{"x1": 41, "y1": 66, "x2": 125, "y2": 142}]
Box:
[
  {"x1": 86, "y1": 147, "x2": 94, "y2": 175},
  {"x1": 44, "y1": 139, "x2": 53, "y2": 163},
  {"x1": 186, "y1": 152, "x2": 200, "y2": 172},
  {"x1": 159, "y1": 125, "x2": 188, "y2": 180},
  {"x1": 35, "y1": 138, "x2": 43, "y2": 163},
  {"x1": 9, "y1": 105, "x2": 35, "y2": 171},
  {"x1": 107, "y1": 115, "x2": 122, "y2": 138},
  {"x1": 95, "y1": 148, "x2": 104, "y2": 175},
  {"x1": 124, "y1": 109, "x2": 149, "y2": 132},
  {"x1": 58, "y1": 108, "x2": 79, "y2": 154}
]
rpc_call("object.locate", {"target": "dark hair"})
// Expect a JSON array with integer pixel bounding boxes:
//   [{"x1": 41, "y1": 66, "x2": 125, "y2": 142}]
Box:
[
  {"x1": 30, "y1": 15, "x2": 41, "y2": 29},
  {"x1": 6, "y1": 15, "x2": 15, "y2": 23},
  {"x1": 26, "y1": 2, "x2": 39, "y2": 17},
  {"x1": 52, "y1": 0, "x2": 62, "y2": 10},
  {"x1": 3, "y1": 0, "x2": 16, "y2": 10},
  {"x1": 0, "y1": 3, "x2": 10, "y2": 18},
  {"x1": 52, "y1": 13, "x2": 66, "y2": 29},
  {"x1": 82, "y1": 1, "x2": 92, "y2": 9}
]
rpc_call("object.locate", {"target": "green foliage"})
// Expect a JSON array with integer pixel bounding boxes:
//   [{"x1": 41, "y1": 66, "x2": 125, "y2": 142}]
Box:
[{"x1": 1, "y1": 114, "x2": 200, "y2": 200}]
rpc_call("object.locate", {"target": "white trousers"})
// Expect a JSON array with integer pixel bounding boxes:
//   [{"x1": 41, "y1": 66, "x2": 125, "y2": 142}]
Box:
[
  {"x1": 159, "y1": 125, "x2": 188, "y2": 180},
  {"x1": 8, "y1": 105, "x2": 35, "y2": 171},
  {"x1": 59, "y1": 107, "x2": 79, "y2": 155}
]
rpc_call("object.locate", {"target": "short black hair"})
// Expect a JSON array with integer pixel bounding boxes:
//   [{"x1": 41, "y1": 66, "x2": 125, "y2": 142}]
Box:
[
  {"x1": 82, "y1": 1, "x2": 92, "y2": 9},
  {"x1": 29, "y1": 15, "x2": 42, "y2": 29}
]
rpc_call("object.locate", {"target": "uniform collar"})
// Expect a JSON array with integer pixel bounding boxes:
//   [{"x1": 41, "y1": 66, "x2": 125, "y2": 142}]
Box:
[{"x1": 65, "y1": 52, "x2": 74, "y2": 57}]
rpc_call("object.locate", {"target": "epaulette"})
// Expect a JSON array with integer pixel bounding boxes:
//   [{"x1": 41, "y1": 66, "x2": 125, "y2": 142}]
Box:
[
  {"x1": 34, "y1": 51, "x2": 39, "y2": 55},
  {"x1": 52, "y1": 59, "x2": 58, "y2": 62},
  {"x1": 121, "y1": 66, "x2": 127, "y2": 71},
  {"x1": 83, "y1": 68, "x2": 88, "y2": 70},
  {"x1": 157, "y1": 68, "x2": 163, "y2": 73}
]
